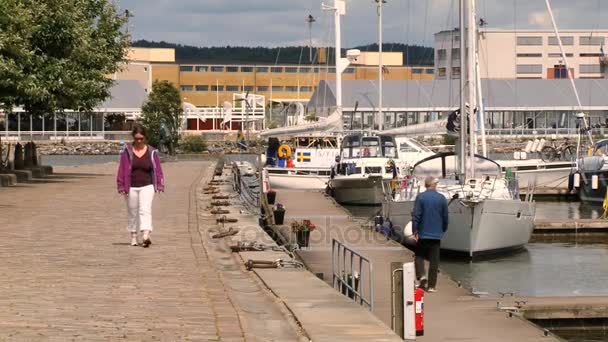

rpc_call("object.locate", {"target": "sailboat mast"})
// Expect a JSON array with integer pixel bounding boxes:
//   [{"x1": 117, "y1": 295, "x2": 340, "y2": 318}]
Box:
[
  {"x1": 467, "y1": 0, "x2": 477, "y2": 178},
  {"x1": 377, "y1": 0, "x2": 384, "y2": 131},
  {"x1": 458, "y1": 0, "x2": 467, "y2": 180},
  {"x1": 330, "y1": 0, "x2": 346, "y2": 116}
]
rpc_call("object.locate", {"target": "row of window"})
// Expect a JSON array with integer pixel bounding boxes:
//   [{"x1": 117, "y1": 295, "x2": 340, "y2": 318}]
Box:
[
  {"x1": 517, "y1": 53, "x2": 602, "y2": 58},
  {"x1": 517, "y1": 36, "x2": 605, "y2": 46},
  {"x1": 180, "y1": 85, "x2": 315, "y2": 92},
  {"x1": 516, "y1": 64, "x2": 601, "y2": 74},
  {"x1": 178, "y1": 65, "x2": 358, "y2": 74}
]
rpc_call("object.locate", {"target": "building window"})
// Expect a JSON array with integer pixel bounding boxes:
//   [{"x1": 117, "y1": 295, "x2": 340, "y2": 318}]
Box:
[
  {"x1": 517, "y1": 53, "x2": 542, "y2": 58},
  {"x1": 144, "y1": 67, "x2": 148, "y2": 72},
  {"x1": 272, "y1": 86, "x2": 284, "y2": 92},
  {"x1": 256, "y1": 67, "x2": 269, "y2": 73},
  {"x1": 243, "y1": 85, "x2": 254, "y2": 92},
  {"x1": 580, "y1": 36, "x2": 605, "y2": 46},
  {"x1": 300, "y1": 86, "x2": 313, "y2": 92},
  {"x1": 328, "y1": 67, "x2": 336, "y2": 73},
  {"x1": 453, "y1": 35, "x2": 460, "y2": 42},
  {"x1": 344, "y1": 67, "x2": 356, "y2": 74},
  {"x1": 548, "y1": 36, "x2": 574, "y2": 46},
  {"x1": 580, "y1": 64, "x2": 601, "y2": 74},
  {"x1": 285, "y1": 67, "x2": 298, "y2": 73},
  {"x1": 211, "y1": 66, "x2": 224, "y2": 72},
  {"x1": 437, "y1": 68, "x2": 447, "y2": 77},
  {"x1": 211, "y1": 85, "x2": 224, "y2": 91},
  {"x1": 451, "y1": 48, "x2": 460, "y2": 58},
  {"x1": 425, "y1": 68, "x2": 434, "y2": 74},
  {"x1": 580, "y1": 53, "x2": 602, "y2": 57},
  {"x1": 285, "y1": 86, "x2": 298, "y2": 92},
  {"x1": 226, "y1": 66, "x2": 239, "y2": 72},
  {"x1": 412, "y1": 68, "x2": 423, "y2": 74},
  {"x1": 180, "y1": 85, "x2": 194, "y2": 91},
  {"x1": 437, "y1": 49, "x2": 447, "y2": 61},
  {"x1": 226, "y1": 85, "x2": 240, "y2": 91},
  {"x1": 516, "y1": 36, "x2": 543, "y2": 46},
  {"x1": 257, "y1": 86, "x2": 269, "y2": 92},
  {"x1": 179, "y1": 66, "x2": 193, "y2": 72},
  {"x1": 548, "y1": 53, "x2": 573, "y2": 57},
  {"x1": 195, "y1": 85, "x2": 209, "y2": 91},
  {"x1": 195, "y1": 66, "x2": 209, "y2": 72},
  {"x1": 241, "y1": 66, "x2": 253, "y2": 73},
  {"x1": 452, "y1": 67, "x2": 461, "y2": 77},
  {"x1": 271, "y1": 67, "x2": 283, "y2": 73},
  {"x1": 516, "y1": 64, "x2": 543, "y2": 74},
  {"x1": 299, "y1": 67, "x2": 312, "y2": 73}
]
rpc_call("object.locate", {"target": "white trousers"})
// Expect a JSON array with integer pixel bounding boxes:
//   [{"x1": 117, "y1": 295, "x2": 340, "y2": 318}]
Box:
[{"x1": 126, "y1": 185, "x2": 155, "y2": 233}]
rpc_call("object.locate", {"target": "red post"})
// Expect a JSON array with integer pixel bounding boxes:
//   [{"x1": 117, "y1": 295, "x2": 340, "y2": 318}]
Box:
[{"x1": 415, "y1": 287, "x2": 424, "y2": 336}]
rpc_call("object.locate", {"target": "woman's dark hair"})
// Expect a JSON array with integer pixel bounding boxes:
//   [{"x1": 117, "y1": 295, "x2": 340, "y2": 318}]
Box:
[{"x1": 132, "y1": 124, "x2": 147, "y2": 137}]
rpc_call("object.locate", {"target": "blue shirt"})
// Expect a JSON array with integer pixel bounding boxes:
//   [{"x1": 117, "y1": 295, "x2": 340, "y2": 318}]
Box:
[{"x1": 412, "y1": 190, "x2": 449, "y2": 240}]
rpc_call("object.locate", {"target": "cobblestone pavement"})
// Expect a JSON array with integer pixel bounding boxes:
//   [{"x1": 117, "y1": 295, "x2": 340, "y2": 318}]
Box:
[{"x1": 0, "y1": 161, "x2": 302, "y2": 341}]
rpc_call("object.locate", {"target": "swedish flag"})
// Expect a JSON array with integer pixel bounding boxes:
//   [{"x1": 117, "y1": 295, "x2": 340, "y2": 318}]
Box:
[{"x1": 297, "y1": 151, "x2": 311, "y2": 163}]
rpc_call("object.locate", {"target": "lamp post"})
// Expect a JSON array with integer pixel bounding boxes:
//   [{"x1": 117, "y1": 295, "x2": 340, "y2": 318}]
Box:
[{"x1": 306, "y1": 15, "x2": 316, "y2": 63}]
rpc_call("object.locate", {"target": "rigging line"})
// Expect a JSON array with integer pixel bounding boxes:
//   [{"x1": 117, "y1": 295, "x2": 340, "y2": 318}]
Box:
[
  {"x1": 416, "y1": 0, "x2": 430, "y2": 110},
  {"x1": 425, "y1": 0, "x2": 456, "y2": 110}
]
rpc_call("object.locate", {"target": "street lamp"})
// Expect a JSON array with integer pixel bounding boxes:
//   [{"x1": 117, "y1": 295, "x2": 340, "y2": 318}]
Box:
[{"x1": 306, "y1": 14, "x2": 316, "y2": 63}]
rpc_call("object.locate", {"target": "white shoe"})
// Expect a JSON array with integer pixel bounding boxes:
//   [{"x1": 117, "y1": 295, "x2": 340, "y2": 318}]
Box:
[
  {"x1": 427, "y1": 287, "x2": 437, "y2": 293},
  {"x1": 418, "y1": 276, "x2": 428, "y2": 289},
  {"x1": 130, "y1": 236, "x2": 138, "y2": 246}
]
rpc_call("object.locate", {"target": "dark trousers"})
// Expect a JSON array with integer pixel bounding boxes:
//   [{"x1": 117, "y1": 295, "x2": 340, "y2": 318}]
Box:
[{"x1": 415, "y1": 239, "x2": 441, "y2": 289}]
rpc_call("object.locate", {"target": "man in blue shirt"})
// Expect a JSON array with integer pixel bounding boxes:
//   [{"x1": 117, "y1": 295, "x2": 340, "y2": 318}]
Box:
[{"x1": 412, "y1": 176, "x2": 449, "y2": 292}]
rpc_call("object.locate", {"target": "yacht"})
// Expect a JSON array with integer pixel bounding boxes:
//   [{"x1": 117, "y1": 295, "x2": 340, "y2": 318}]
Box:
[{"x1": 329, "y1": 133, "x2": 399, "y2": 205}]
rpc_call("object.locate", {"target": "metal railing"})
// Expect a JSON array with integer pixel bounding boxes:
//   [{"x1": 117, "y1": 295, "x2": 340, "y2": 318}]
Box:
[{"x1": 331, "y1": 239, "x2": 374, "y2": 310}]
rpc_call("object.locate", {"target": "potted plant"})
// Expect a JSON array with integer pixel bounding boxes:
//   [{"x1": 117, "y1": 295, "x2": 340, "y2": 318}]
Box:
[
  {"x1": 266, "y1": 189, "x2": 276, "y2": 205},
  {"x1": 291, "y1": 219, "x2": 316, "y2": 248},
  {"x1": 273, "y1": 203, "x2": 285, "y2": 225}
]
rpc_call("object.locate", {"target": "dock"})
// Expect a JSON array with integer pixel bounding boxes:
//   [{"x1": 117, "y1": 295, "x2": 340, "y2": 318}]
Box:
[
  {"x1": 266, "y1": 189, "x2": 559, "y2": 341},
  {"x1": 534, "y1": 218, "x2": 608, "y2": 234}
]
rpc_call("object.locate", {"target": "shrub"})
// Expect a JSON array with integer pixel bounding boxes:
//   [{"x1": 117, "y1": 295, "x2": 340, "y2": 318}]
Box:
[{"x1": 180, "y1": 135, "x2": 207, "y2": 153}]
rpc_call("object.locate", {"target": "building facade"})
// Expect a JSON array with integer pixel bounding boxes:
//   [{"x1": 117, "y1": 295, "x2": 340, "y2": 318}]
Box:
[{"x1": 435, "y1": 29, "x2": 608, "y2": 80}]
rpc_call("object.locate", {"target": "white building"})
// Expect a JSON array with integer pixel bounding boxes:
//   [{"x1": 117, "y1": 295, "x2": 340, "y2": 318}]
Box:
[{"x1": 435, "y1": 29, "x2": 608, "y2": 80}]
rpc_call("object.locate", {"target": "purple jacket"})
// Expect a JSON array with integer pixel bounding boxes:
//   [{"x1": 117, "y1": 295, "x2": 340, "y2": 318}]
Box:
[{"x1": 117, "y1": 144, "x2": 165, "y2": 193}]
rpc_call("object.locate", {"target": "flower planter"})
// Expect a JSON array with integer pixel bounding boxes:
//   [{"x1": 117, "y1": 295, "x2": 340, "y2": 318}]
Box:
[
  {"x1": 296, "y1": 230, "x2": 310, "y2": 248},
  {"x1": 266, "y1": 191, "x2": 276, "y2": 205},
  {"x1": 273, "y1": 209, "x2": 285, "y2": 225}
]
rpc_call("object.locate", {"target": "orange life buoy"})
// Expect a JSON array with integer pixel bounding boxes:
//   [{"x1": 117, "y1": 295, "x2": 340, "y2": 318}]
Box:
[{"x1": 278, "y1": 144, "x2": 292, "y2": 159}]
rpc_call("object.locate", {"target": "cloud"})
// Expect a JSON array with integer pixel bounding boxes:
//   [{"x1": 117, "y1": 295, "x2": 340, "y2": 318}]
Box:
[{"x1": 118, "y1": 0, "x2": 607, "y2": 47}]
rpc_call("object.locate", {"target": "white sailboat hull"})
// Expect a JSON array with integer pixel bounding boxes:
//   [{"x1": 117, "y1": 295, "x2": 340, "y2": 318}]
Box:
[{"x1": 384, "y1": 199, "x2": 535, "y2": 257}]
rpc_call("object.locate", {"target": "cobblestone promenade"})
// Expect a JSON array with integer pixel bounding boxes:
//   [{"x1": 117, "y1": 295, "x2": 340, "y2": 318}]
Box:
[{"x1": 0, "y1": 161, "x2": 302, "y2": 341}]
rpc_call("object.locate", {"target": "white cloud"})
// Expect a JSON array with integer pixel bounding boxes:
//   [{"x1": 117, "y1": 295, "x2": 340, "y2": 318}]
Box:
[{"x1": 119, "y1": 0, "x2": 608, "y2": 47}]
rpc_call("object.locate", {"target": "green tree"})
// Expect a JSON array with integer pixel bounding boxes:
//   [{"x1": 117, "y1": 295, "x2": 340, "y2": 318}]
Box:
[
  {"x1": 0, "y1": 0, "x2": 129, "y2": 114},
  {"x1": 141, "y1": 80, "x2": 182, "y2": 154}
]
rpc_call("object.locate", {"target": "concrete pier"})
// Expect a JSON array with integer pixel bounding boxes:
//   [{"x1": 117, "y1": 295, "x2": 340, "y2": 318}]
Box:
[{"x1": 269, "y1": 190, "x2": 559, "y2": 341}]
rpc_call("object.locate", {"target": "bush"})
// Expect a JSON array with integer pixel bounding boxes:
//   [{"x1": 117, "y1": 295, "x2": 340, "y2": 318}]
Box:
[{"x1": 180, "y1": 135, "x2": 207, "y2": 153}]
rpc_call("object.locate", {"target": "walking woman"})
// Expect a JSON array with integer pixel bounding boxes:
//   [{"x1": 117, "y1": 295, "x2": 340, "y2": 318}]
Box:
[{"x1": 117, "y1": 125, "x2": 165, "y2": 247}]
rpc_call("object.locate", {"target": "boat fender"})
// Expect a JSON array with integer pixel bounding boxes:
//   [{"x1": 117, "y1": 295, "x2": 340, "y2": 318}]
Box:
[
  {"x1": 402, "y1": 221, "x2": 417, "y2": 246},
  {"x1": 277, "y1": 144, "x2": 292, "y2": 159},
  {"x1": 531, "y1": 139, "x2": 540, "y2": 153},
  {"x1": 574, "y1": 173, "x2": 581, "y2": 188},
  {"x1": 524, "y1": 140, "x2": 533, "y2": 153},
  {"x1": 537, "y1": 139, "x2": 546, "y2": 153},
  {"x1": 592, "y1": 174, "x2": 599, "y2": 190}
]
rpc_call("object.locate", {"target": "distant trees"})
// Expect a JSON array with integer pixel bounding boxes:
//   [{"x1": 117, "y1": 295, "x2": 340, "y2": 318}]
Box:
[
  {"x1": 0, "y1": 0, "x2": 130, "y2": 115},
  {"x1": 131, "y1": 40, "x2": 434, "y2": 66}
]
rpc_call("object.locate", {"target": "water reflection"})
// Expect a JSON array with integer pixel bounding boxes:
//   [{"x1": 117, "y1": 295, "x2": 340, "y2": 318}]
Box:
[{"x1": 346, "y1": 201, "x2": 608, "y2": 297}]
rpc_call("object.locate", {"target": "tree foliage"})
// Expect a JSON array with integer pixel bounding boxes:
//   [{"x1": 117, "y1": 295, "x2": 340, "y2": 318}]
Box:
[
  {"x1": 132, "y1": 40, "x2": 434, "y2": 66},
  {"x1": 0, "y1": 0, "x2": 129, "y2": 114},
  {"x1": 141, "y1": 80, "x2": 182, "y2": 154}
]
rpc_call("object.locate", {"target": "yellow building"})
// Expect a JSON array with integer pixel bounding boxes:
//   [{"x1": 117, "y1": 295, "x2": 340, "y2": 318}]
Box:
[{"x1": 118, "y1": 47, "x2": 434, "y2": 130}]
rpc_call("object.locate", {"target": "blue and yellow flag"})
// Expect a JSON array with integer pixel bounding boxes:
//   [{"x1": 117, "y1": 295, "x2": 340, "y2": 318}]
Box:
[{"x1": 297, "y1": 151, "x2": 311, "y2": 163}]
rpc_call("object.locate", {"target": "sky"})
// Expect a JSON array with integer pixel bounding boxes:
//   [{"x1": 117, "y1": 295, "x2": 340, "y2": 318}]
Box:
[{"x1": 118, "y1": 0, "x2": 607, "y2": 48}]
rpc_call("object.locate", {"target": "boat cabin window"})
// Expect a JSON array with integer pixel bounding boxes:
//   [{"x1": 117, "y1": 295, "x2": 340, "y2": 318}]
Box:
[
  {"x1": 293, "y1": 136, "x2": 338, "y2": 149},
  {"x1": 381, "y1": 136, "x2": 398, "y2": 158},
  {"x1": 361, "y1": 137, "x2": 380, "y2": 157}
]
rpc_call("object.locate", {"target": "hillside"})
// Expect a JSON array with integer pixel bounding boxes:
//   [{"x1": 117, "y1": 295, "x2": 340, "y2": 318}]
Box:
[{"x1": 131, "y1": 40, "x2": 434, "y2": 66}]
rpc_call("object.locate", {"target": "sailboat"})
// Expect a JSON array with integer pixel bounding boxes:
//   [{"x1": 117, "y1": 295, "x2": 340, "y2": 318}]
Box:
[{"x1": 382, "y1": 0, "x2": 536, "y2": 257}]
